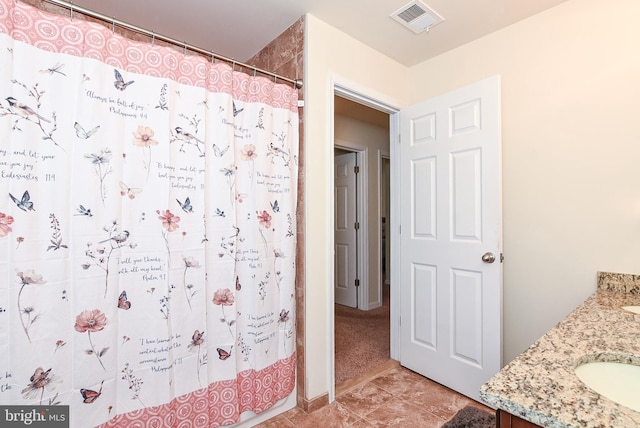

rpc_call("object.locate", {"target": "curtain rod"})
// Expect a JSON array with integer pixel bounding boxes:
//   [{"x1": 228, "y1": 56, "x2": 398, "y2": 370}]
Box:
[{"x1": 38, "y1": 0, "x2": 303, "y2": 89}]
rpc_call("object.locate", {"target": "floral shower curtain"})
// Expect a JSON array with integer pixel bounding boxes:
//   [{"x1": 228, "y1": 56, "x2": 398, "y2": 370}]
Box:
[{"x1": 0, "y1": 1, "x2": 298, "y2": 427}]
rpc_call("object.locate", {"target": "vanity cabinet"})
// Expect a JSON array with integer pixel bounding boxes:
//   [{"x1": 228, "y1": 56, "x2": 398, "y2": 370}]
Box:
[
  {"x1": 482, "y1": 279, "x2": 640, "y2": 427},
  {"x1": 497, "y1": 410, "x2": 542, "y2": 428}
]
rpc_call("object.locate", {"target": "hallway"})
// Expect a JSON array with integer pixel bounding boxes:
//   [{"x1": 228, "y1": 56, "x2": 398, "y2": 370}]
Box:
[
  {"x1": 255, "y1": 360, "x2": 493, "y2": 427},
  {"x1": 334, "y1": 283, "x2": 390, "y2": 384}
]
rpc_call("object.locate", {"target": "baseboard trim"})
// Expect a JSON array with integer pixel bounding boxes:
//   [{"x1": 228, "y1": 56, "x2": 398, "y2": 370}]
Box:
[{"x1": 297, "y1": 393, "x2": 329, "y2": 413}]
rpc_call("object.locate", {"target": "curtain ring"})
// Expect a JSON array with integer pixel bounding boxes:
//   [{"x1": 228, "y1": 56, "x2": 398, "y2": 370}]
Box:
[
  {"x1": 183, "y1": 41, "x2": 187, "y2": 56},
  {"x1": 111, "y1": 17, "x2": 115, "y2": 34},
  {"x1": 253, "y1": 67, "x2": 257, "y2": 78},
  {"x1": 151, "y1": 31, "x2": 155, "y2": 46},
  {"x1": 211, "y1": 50, "x2": 215, "y2": 64},
  {"x1": 69, "y1": 2, "x2": 73, "y2": 20}
]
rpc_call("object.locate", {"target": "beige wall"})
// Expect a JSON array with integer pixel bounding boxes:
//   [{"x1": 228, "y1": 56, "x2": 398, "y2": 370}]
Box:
[
  {"x1": 407, "y1": 0, "x2": 640, "y2": 361},
  {"x1": 304, "y1": 14, "x2": 408, "y2": 400},
  {"x1": 305, "y1": 0, "x2": 640, "y2": 403}
]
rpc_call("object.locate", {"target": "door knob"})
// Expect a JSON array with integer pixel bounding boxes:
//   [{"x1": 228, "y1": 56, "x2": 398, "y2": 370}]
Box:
[{"x1": 481, "y1": 252, "x2": 495, "y2": 263}]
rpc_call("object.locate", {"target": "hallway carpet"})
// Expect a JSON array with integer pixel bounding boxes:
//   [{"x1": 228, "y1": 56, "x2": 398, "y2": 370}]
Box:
[{"x1": 334, "y1": 285, "x2": 390, "y2": 385}]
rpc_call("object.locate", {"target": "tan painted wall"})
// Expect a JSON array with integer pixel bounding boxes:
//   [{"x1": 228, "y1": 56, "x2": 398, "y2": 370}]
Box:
[
  {"x1": 304, "y1": 0, "x2": 640, "y2": 402},
  {"x1": 304, "y1": 14, "x2": 408, "y2": 399},
  {"x1": 407, "y1": 0, "x2": 640, "y2": 361}
]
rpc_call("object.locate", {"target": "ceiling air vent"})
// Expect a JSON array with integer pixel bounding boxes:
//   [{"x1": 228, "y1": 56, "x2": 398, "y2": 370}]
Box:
[{"x1": 390, "y1": 1, "x2": 444, "y2": 34}]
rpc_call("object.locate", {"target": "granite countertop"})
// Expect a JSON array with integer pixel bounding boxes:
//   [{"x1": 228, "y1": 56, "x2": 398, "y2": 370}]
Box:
[{"x1": 480, "y1": 272, "x2": 640, "y2": 427}]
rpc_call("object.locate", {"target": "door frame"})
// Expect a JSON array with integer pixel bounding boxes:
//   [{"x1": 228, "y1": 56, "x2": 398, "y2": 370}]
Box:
[
  {"x1": 334, "y1": 143, "x2": 368, "y2": 309},
  {"x1": 378, "y1": 150, "x2": 391, "y2": 290},
  {"x1": 329, "y1": 80, "x2": 401, "y2": 401}
]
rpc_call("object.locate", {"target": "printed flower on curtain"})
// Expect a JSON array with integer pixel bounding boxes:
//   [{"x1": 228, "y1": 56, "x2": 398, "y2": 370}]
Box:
[
  {"x1": 16, "y1": 269, "x2": 46, "y2": 343},
  {"x1": 121, "y1": 363, "x2": 145, "y2": 407},
  {"x1": 257, "y1": 271, "x2": 271, "y2": 302},
  {"x1": 213, "y1": 288, "x2": 234, "y2": 306},
  {"x1": 236, "y1": 332, "x2": 253, "y2": 368},
  {"x1": 75, "y1": 309, "x2": 109, "y2": 371},
  {"x1": 273, "y1": 249, "x2": 285, "y2": 291},
  {"x1": 182, "y1": 255, "x2": 200, "y2": 310},
  {"x1": 187, "y1": 329, "x2": 206, "y2": 387},
  {"x1": 132, "y1": 125, "x2": 158, "y2": 180},
  {"x1": 212, "y1": 288, "x2": 235, "y2": 339},
  {"x1": 286, "y1": 213, "x2": 294, "y2": 238},
  {"x1": 218, "y1": 226, "x2": 240, "y2": 260},
  {"x1": 155, "y1": 83, "x2": 168, "y2": 110},
  {"x1": 21, "y1": 367, "x2": 61, "y2": 405},
  {"x1": 158, "y1": 284, "x2": 176, "y2": 321},
  {"x1": 279, "y1": 308, "x2": 293, "y2": 353},
  {"x1": 257, "y1": 210, "x2": 272, "y2": 229},
  {"x1": 241, "y1": 143, "x2": 257, "y2": 182},
  {"x1": 84, "y1": 148, "x2": 112, "y2": 204},
  {"x1": 157, "y1": 209, "x2": 180, "y2": 269},
  {"x1": 158, "y1": 209, "x2": 180, "y2": 231},
  {"x1": 54, "y1": 340, "x2": 66, "y2": 353},
  {"x1": 82, "y1": 221, "x2": 135, "y2": 298},
  {"x1": 46, "y1": 213, "x2": 67, "y2": 251},
  {"x1": 241, "y1": 144, "x2": 256, "y2": 161},
  {"x1": 257, "y1": 209, "x2": 272, "y2": 255},
  {"x1": 0, "y1": 212, "x2": 14, "y2": 237},
  {"x1": 221, "y1": 165, "x2": 236, "y2": 203}
]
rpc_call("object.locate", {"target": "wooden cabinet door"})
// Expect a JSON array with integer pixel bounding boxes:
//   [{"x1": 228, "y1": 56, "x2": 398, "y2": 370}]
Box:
[{"x1": 497, "y1": 410, "x2": 542, "y2": 428}]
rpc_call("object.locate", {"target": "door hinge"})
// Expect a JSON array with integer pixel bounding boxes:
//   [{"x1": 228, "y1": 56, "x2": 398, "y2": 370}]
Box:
[
  {"x1": 354, "y1": 165, "x2": 360, "y2": 174},
  {"x1": 500, "y1": 253, "x2": 504, "y2": 263},
  {"x1": 354, "y1": 222, "x2": 360, "y2": 230},
  {"x1": 355, "y1": 278, "x2": 360, "y2": 287}
]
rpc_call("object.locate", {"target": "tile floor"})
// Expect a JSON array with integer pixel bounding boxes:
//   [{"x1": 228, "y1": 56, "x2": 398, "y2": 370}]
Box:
[{"x1": 255, "y1": 360, "x2": 494, "y2": 427}]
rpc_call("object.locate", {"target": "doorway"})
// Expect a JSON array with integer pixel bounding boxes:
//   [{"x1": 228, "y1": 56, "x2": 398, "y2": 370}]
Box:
[
  {"x1": 328, "y1": 78, "x2": 502, "y2": 403},
  {"x1": 333, "y1": 95, "x2": 392, "y2": 386}
]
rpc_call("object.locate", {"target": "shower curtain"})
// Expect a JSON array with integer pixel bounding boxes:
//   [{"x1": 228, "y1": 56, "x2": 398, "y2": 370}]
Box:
[{"x1": 0, "y1": 1, "x2": 298, "y2": 427}]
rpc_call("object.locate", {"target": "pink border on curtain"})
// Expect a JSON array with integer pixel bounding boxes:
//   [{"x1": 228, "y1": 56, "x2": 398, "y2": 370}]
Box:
[
  {"x1": 0, "y1": 0, "x2": 298, "y2": 112},
  {"x1": 100, "y1": 355, "x2": 296, "y2": 428}
]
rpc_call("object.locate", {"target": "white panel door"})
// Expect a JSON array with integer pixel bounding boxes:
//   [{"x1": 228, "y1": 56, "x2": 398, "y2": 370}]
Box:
[
  {"x1": 399, "y1": 76, "x2": 502, "y2": 401},
  {"x1": 335, "y1": 153, "x2": 358, "y2": 307}
]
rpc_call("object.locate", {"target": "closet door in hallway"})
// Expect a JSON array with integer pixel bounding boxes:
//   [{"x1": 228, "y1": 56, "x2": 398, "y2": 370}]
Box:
[{"x1": 335, "y1": 152, "x2": 358, "y2": 307}]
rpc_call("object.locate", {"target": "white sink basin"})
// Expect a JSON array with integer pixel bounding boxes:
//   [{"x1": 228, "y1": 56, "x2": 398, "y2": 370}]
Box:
[
  {"x1": 575, "y1": 361, "x2": 640, "y2": 411},
  {"x1": 622, "y1": 306, "x2": 640, "y2": 315}
]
